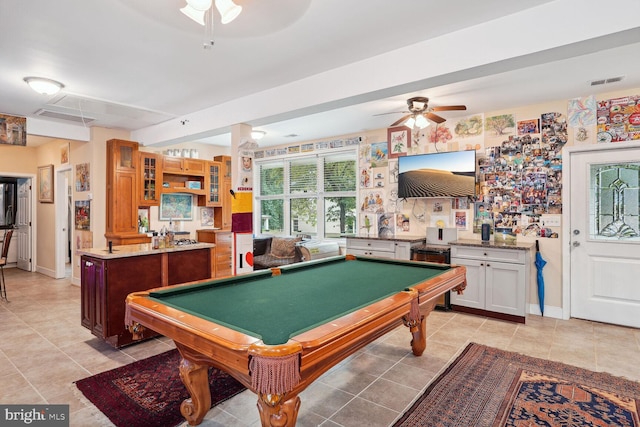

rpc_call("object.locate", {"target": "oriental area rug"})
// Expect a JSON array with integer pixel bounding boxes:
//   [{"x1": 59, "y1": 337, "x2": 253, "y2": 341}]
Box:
[
  {"x1": 394, "y1": 343, "x2": 640, "y2": 427},
  {"x1": 75, "y1": 349, "x2": 245, "y2": 427}
]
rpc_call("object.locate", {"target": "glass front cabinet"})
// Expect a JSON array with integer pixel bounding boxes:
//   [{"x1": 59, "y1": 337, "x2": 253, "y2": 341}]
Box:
[
  {"x1": 206, "y1": 161, "x2": 223, "y2": 207},
  {"x1": 139, "y1": 152, "x2": 160, "y2": 206}
]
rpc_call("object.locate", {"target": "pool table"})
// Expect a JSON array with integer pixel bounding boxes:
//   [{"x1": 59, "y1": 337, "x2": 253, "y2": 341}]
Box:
[{"x1": 125, "y1": 255, "x2": 466, "y2": 427}]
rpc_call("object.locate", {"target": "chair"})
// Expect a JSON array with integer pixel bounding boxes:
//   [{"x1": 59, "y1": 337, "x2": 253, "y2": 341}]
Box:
[{"x1": 0, "y1": 229, "x2": 13, "y2": 302}]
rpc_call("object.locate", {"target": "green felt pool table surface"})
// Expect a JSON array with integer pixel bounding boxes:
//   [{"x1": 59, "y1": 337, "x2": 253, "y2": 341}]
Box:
[{"x1": 148, "y1": 255, "x2": 453, "y2": 345}]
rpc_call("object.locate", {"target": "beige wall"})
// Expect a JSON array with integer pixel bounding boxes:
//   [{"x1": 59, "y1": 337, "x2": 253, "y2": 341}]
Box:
[
  {"x1": 0, "y1": 144, "x2": 39, "y2": 173},
  {"x1": 259, "y1": 86, "x2": 640, "y2": 319}
]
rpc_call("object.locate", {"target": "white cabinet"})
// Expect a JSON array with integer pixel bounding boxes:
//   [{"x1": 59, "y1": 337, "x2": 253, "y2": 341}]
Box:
[
  {"x1": 346, "y1": 237, "x2": 421, "y2": 260},
  {"x1": 450, "y1": 244, "x2": 530, "y2": 322}
]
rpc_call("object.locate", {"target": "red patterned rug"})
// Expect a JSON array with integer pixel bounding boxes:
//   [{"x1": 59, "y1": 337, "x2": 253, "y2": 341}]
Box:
[
  {"x1": 75, "y1": 349, "x2": 245, "y2": 427},
  {"x1": 394, "y1": 342, "x2": 640, "y2": 427}
]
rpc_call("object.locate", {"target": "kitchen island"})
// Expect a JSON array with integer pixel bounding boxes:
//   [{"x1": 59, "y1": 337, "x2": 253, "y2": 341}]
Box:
[{"x1": 79, "y1": 242, "x2": 215, "y2": 347}]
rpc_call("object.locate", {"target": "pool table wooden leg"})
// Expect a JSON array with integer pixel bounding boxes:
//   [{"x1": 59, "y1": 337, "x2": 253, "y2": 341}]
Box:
[
  {"x1": 177, "y1": 355, "x2": 211, "y2": 426},
  {"x1": 407, "y1": 299, "x2": 438, "y2": 356},
  {"x1": 256, "y1": 393, "x2": 301, "y2": 427}
]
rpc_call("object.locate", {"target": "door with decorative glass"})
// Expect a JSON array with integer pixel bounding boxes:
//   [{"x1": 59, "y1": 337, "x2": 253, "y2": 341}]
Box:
[{"x1": 568, "y1": 142, "x2": 640, "y2": 328}]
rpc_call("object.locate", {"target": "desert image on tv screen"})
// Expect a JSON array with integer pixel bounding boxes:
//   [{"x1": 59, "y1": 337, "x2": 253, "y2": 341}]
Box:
[{"x1": 398, "y1": 151, "x2": 476, "y2": 198}]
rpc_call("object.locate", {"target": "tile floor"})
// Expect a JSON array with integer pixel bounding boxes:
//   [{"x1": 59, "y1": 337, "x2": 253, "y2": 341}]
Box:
[{"x1": 0, "y1": 267, "x2": 639, "y2": 427}]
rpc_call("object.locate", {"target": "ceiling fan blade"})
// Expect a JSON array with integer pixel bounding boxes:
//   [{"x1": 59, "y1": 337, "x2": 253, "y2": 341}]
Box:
[
  {"x1": 391, "y1": 114, "x2": 411, "y2": 127},
  {"x1": 431, "y1": 105, "x2": 467, "y2": 112},
  {"x1": 373, "y1": 110, "x2": 409, "y2": 117},
  {"x1": 426, "y1": 112, "x2": 446, "y2": 124}
]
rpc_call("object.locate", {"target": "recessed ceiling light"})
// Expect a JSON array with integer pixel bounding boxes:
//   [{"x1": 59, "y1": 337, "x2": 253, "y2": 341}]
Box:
[
  {"x1": 23, "y1": 77, "x2": 65, "y2": 95},
  {"x1": 251, "y1": 130, "x2": 266, "y2": 140}
]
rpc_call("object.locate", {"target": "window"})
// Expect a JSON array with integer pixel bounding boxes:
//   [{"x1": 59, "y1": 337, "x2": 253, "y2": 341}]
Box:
[{"x1": 255, "y1": 150, "x2": 357, "y2": 238}]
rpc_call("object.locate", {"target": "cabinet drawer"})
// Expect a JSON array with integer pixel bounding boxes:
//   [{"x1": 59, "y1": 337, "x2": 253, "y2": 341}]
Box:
[
  {"x1": 347, "y1": 248, "x2": 395, "y2": 258},
  {"x1": 215, "y1": 251, "x2": 232, "y2": 263},
  {"x1": 215, "y1": 232, "x2": 232, "y2": 245},
  {"x1": 347, "y1": 238, "x2": 396, "y2": 252},
  {"x1": 451, "y1": 246, "x2": 525, "y2": 264}
]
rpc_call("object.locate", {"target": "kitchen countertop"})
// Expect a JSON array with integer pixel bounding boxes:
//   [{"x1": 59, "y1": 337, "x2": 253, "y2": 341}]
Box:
[
  {"x1": 347, "y1": 236, "x2": 426, "y2": 244},
  {"x1": 450, "y1": 239, "x2": 535, "y2": 251},
  {"x1": 77, "y1": 242, "x2": 215, "y2": 260}
]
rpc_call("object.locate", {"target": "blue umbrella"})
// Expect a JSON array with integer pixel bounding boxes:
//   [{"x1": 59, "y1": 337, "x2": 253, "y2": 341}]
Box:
[{"x1": 535, "y1": 240, "x2": 547, "y2": 316}]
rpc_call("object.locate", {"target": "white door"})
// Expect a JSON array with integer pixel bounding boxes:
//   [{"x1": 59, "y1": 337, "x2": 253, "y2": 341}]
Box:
[
  {"x1": 568, "y1": 142, "x2": 640, "y2": 328},
  {"x1": 55, "y1": 169, "x2": 71, "y2": 279},
  {"x1": 16, "y1": 178, "x2": 32, "y2": 271}
]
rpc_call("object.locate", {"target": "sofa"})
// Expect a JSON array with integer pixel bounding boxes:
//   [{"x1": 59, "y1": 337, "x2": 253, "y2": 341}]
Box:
[{"x1": 253, "y1": 236, "x2": 304, "y2": 270}]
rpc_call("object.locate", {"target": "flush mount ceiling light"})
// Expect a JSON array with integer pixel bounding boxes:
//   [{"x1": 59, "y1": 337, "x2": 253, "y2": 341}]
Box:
[
  {"x1": 251, "y1": 130, "x2": 266, "y2": 140},
  {"x1": 23, "y1": 77, "x2": 64, "y2": 95}
]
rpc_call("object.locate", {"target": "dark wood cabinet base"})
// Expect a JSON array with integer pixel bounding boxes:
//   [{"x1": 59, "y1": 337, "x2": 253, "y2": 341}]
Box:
[
  {"x1": 81, "y1": 247, "x2": 212, "y2": 347},
  {"x1": 451, "y1": 304, "x2": 526, "y2": 324}
]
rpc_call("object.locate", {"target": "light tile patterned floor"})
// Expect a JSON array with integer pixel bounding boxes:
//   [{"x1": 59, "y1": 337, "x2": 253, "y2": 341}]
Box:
[{"x1": 0, "y1": 267, "x2": 638, "y2": 426}]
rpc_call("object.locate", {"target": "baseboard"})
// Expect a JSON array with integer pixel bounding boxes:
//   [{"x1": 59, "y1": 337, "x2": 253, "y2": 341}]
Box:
[
  {"x1": 35, "y1": 266, "x2": 56, "y2": 278},
  {"x1": 527, "y1": 303, "x2": 564, "y2": 319}
]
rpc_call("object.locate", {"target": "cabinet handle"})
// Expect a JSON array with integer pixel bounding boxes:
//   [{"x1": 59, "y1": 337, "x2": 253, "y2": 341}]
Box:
[
  {"x1": 86, "y1": 261, "x2": 93, "y2": 267},
  {"x1": 484, "y1": 253, "x2": 487, "y2": 256},
  {"x1": 487, "y1": 263, "x2": 491, "y2": 267},
  {"x1": 480, "y1": 263, "x2": 484, "y2": 266}
]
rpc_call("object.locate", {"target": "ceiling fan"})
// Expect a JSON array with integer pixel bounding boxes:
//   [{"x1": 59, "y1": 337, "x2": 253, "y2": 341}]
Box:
[{"x1": 388, "y1": 96, "x2": 467, "y2": 128}]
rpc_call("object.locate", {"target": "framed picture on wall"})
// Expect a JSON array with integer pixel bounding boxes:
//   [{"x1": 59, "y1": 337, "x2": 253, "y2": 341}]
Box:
[
  {"x1": 61, "y1": 143, "x2": 70, "y2": 166},
  {"x1": 387, "y1": 126, "x2": 411, "y2": 158},
  {"x1": 38, "y1": 164, "x2": 54, "y2": 203},
  {"x1": 200, "y1": 207, "x2": 214, "y2": 226},
  {"x1": 160, "y1": 193, "x2": 193, "y2": 221}
]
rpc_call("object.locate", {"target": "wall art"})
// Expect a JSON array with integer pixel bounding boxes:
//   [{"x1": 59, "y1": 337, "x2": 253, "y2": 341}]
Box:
[
  {"x1": 38, "y1": 164, "x2": 54, "y2": 203},
  {"x1": 387, "y1": 126, "x2": 411, "y2": 158},
  {"x1": 0, "y1": 114, "x2": 26, "y2": 146}
]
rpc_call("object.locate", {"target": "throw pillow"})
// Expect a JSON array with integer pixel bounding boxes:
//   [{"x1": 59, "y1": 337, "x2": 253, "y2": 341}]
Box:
[{"x1": 270, "y1": 237, "x2": 300, "y2": 258}]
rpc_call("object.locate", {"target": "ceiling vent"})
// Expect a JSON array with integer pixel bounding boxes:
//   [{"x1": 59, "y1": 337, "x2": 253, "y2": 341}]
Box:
[
  {"x1": 34, "y1": 109, "x2": 96, "y2": 124},
  {"x1": 590, "y1": 76, "x2": 625, "y2": 86}
]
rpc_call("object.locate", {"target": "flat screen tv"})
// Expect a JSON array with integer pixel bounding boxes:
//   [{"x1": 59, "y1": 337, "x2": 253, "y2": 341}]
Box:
[{"x1": 397, "y1": 150, "x2": 476, "y2": 198}]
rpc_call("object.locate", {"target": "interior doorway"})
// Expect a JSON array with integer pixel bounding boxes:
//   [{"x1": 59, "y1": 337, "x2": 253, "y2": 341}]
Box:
[
  {"x1": 0, "y1": 174, "x2": 33, "y2": 272},
  {"x1": 55, "y1": 167, "x2": 72, "y2": 279}
]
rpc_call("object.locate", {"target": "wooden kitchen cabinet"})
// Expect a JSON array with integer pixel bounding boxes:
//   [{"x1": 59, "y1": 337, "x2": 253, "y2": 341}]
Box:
[
  {"x1": 196, "y1": 229, "x2": 233, "y2": 278},
  {"x1": 81, "y1": 254, "x2": 162, "y2": 347},
  {"x1": 139, "y1": 152, "x2": 160, "y2": 206},
  {"x1": 205, "y1": 161, "x2": 223, "y2": 207},
  {"x1": 106, "y1": 139, "x2": 150, "y2": 245},
  {"x1": 162, "y1": 156, "x2": 206, "y2": 175},
  {"x1": 213, "y1": 155, "x2": 232, "y2": 230},
  {"x1": 80, "y1": 247, "x2": 213, "y2": 347}
]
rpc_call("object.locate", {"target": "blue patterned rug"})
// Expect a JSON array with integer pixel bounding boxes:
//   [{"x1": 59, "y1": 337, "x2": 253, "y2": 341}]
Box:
[{"x1": 394, "y1": 343, "x2": 640, "y2": 427}]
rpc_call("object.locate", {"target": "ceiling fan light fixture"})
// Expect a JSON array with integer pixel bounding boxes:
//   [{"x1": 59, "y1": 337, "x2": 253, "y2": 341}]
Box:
[
  {"x1": 185, "y1": 0, "x2": 212, "y2": 11},
  {"x1": 415, "y1": 114, "x2": 430, "y2": 129},
  {"x1": 23, "y1": 77, "x2": 64, "y2": 95},
  {"x1": 404, "y1": 116, "x2": 416, "y2": 129},
  {"x1": 180, "y1": 4, "x2": 206, "y2": 25},
  {"x1": 215, "y1": 0, "x2": 242, "y2": 24}
]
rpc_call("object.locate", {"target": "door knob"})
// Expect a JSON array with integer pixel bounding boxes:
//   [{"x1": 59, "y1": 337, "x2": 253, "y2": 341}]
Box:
[
  {"x1": 573, "y1": 229, "x2": 580, "y2": 235},
  {"x1": 572, "y1": 241, "x2": 580, "y2": 247}
]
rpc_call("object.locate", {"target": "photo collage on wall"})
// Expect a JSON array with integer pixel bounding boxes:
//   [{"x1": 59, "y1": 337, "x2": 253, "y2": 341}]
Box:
[
  {"x1": 476, "y1": 112, "x2": 565, "y2": 239},
  {"x1": 596, "y1": 95, "x2": 640, "y2": 142}
]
